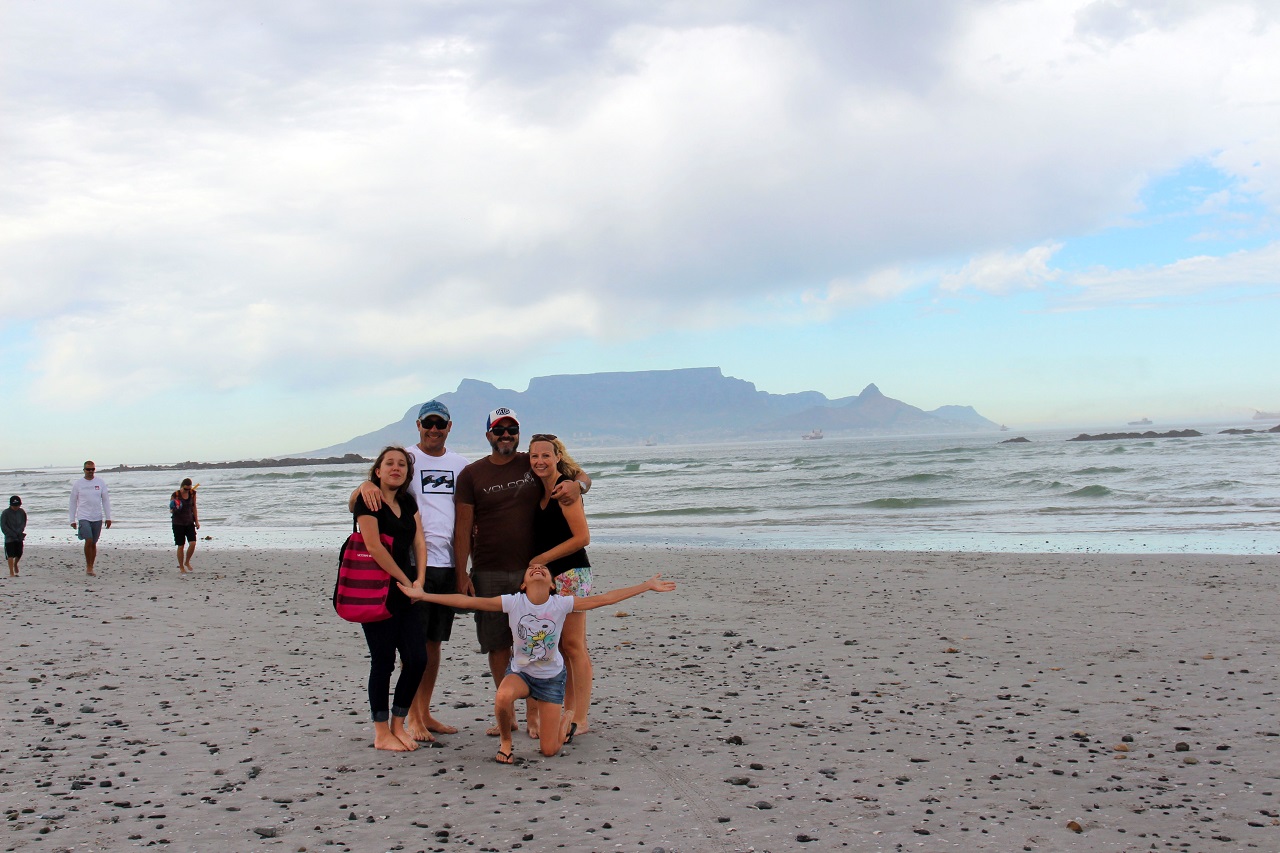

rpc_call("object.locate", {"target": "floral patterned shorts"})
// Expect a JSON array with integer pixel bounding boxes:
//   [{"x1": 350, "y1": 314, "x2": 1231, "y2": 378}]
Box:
[{"x1": 555, "y1": 567, "x2": 592, "y2": 597}]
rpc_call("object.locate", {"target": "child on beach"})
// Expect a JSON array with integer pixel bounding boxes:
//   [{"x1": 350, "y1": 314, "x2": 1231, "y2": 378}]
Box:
[
  {"x1": 397, "y1": 566, "x2": 675, "y2": 764},
  {"x1": 2, "y1": 496, "x2": 26, "y2": 577}
]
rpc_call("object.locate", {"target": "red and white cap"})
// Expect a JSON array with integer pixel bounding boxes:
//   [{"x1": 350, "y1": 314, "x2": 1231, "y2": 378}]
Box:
[{"x1": 486, "y1": 407, "x2": 520, "y2": 430}]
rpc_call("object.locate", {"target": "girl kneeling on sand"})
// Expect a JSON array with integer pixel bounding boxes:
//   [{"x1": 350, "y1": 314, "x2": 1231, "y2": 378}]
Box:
[
  {"x1": 399, "y1": 566, "x2": 675, "y2": 764},
  {"x1": 354, "y1": 447, "x2": 429, "y2": 751}
]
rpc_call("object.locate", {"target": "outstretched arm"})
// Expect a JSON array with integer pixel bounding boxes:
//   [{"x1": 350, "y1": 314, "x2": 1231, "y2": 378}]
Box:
[
  {"x1": 572, "y1": 574, "x2": 675, "y2": 612},
  {"x1": 395, "y1": 584, "x2": 503, "y2": 611}
]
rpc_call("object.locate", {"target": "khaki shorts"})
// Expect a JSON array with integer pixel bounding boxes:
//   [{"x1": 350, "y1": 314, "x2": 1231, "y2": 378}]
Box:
[{"x1": 472, "y1": 566, "x2": 525, "y2": 653}]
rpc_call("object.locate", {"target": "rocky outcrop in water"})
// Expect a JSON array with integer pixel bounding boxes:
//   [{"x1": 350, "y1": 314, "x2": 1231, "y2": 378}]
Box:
[
  {"x1": 106, "y1": 453, "x2": 369, "y2": 473},
  {"x1": 1067, "y1": 430, "x2": 1202, "y2": 442},
  {"x1": 1219, "y1": 424, "x2": 1280, "y2": 435}
]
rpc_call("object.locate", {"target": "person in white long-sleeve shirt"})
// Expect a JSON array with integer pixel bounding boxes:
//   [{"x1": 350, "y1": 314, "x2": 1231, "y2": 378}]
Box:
[{"x1": 69, "y1": 460, "x2": 112, "y2": 576}]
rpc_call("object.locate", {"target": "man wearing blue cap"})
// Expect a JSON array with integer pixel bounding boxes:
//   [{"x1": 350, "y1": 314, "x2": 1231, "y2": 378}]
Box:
[{"x1": 352, "y1": 399, "x2": 469, "y2": 740}]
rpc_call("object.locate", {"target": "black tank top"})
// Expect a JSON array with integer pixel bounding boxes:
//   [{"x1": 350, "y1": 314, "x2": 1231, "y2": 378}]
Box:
[{"x1": 533, "y1": 475, "x2": 590, "y2": 576}]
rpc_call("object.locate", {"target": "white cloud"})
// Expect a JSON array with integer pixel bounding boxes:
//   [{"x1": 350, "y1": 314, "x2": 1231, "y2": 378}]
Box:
[
  {"x1": 800, "y1": 267, "x2": 932, "y2": 317},
  {"x1": 939, "y1": 244, "x2": 1064, "y2": 295},
  {"x1": 2, "y1": 0, "x2": 1280, "y2": 401},
  {"x1": 1057, "y1": 241, "x2": 1280, "y2": 306}
]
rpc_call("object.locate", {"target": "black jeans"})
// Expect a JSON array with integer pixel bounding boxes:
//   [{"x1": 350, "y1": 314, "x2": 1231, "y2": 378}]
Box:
[{"x1": 361, "y1": 605, "x2": 428, "y2": 722}]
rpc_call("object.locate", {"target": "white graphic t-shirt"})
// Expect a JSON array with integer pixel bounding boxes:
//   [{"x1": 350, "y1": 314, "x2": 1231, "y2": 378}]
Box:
[
  {"x1": 501, "y1": 593, "x2": 576, "y2": 679},
  {"x1": 406, "y1": 446, "x2": 468, "y2": 568}
]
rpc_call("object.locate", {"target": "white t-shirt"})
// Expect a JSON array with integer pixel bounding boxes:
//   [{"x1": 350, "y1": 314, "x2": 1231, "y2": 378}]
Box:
[
  {"x1": 405, "y1": 446, "x2": 468, "y2": 568},
  {"x1": 69, "y1": 477, "x2": 111, "y2": 523},
  {"x1": 501, "y1": 592, "x2": 576, "y2": 679}
]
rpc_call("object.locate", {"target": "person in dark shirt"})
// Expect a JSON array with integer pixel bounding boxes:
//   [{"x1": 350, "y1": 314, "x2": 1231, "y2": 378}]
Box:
[
  {"x1": 169, "y1": 478, "x2": 200, "y2": 572},
  {"x1": 452, "y1": 407, "x2": 590, "y2": 738},
  {"x1": 2, "y1": 495, "x2": 26, "y2": 577},
  {"x1": 353, "y1": 446, "x2": 429, "y2": 752}
]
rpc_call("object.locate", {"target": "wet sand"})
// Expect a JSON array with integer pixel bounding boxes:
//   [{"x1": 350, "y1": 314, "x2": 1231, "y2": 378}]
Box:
[{"x1": 1, "y1": 545, "x2": 1278, "y2": 851}]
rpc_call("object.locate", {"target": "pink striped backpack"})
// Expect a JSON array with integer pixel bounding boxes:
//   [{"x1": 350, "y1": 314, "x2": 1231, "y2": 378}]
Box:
[{"x1": 333, "y1": 531, "x2": 394, "y2": 622}]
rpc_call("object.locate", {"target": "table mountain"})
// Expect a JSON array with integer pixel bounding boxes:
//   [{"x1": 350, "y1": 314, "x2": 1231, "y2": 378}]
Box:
[{"x1": 299, "y1": 367, "x2": 998, "y2": 456}]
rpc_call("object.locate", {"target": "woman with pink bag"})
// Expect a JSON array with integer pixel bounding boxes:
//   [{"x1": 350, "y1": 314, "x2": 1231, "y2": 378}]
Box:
[{"x1": 351, "y1": 446, "x2": 429, "y2": 751}]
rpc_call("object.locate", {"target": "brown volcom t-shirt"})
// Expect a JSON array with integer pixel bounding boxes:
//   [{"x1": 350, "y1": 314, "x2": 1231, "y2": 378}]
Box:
[{"x1": 454, "y1": 453, "x2": 539, "y2": 589}]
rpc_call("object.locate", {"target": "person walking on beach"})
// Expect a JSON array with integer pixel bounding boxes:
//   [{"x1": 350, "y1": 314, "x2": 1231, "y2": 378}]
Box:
[
  {"x1": 453, "y1": 408, "x2": 590, "y2": 738},
  {"x1": 2, "y1": 496, "x2": 26, "y2": 577},
  {"x1": 170, "y1": 478, "x2": 200, "y2": 572},
  {"x1": 528, "y1": 434, "x2": 595, "y2": 736},
  {"x1": 352, "y1": 446, "x2": 429, "y2": 752},
  {"x1": 399, "y1": 565, "x2": 675, "y2": 764},
  {"x1": 349, "y1": 399, "x2": 469, "y2": 742},
  {"x1": 68, "y1": 461, "x2": 111, "y2": 576}
]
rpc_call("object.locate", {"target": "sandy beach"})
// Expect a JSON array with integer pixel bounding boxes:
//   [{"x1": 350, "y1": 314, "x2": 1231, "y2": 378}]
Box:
[{"x1": 1, "y1": 544, "x2": 1277, "y2": 852}]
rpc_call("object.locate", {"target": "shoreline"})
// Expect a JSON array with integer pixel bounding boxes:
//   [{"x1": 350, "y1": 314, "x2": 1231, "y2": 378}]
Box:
[
  {"x1": 9, "y1": 527, "x2": 1279, "y2": 555},
  {"x1": 2, "y1": 545, "x2": 1277, "y2": 851}
]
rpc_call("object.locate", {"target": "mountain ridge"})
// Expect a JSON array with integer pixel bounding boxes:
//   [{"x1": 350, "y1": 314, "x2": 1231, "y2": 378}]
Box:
[{"x1": 298, "y1": 367, "x2": 999, "y2": 456}]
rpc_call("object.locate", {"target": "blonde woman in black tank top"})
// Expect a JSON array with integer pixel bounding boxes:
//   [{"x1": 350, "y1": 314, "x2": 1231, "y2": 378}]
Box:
[{"x1": 527, "y1": 434, "x2": 593, "y2": 736}]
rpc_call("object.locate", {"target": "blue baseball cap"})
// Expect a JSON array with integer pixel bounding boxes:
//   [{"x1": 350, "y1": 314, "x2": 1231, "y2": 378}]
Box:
[{"x1": 417, "y1": 400, "x2": 451, "y2": 423}]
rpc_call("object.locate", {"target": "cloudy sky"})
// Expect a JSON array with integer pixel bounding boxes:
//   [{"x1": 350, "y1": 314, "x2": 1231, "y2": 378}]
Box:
[{"x1": 2, "y1": 0, "x2": 1278, "y2": 466}]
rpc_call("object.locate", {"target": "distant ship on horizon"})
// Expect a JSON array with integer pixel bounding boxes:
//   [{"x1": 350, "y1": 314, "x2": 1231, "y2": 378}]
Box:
[
  {"x1": 802, "y1": 428, "x2": 824, "y2": 440},
  {"x1": 1128, "y1": 417, "x2": 1153, "y2": 426},
  {"x1": 1253, "y1": 410, "x2": 1280, "y2": 420}
]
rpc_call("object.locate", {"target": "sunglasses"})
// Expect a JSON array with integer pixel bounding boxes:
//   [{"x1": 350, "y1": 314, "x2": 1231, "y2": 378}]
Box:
[
  {"x1": 420, "y1": 418, "x2": 449, "y2": 430},
  {"x1": 489, "y1": 426, "x2": 519, "y2": 437},
  {"x1": 83, "y1": 467, "x2": 95, "y2": 471},
  {"x1": 530, "y1": 433, "x2": 558, "y2": 443}
]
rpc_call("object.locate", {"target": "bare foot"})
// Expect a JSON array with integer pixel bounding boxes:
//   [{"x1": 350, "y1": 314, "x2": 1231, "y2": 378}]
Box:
[
  {"x1": 425, "y1": 717, "x2": 458, "y2": 735},
  {"x1": 526, "y1": 718, "x2": 540, "y2": 740},
  {"x1": 373, "y1": 729, "x2": 411, "y2": 751},
  {"x1": 86, "y1": 570, "x2": 96, "y2": 577},
  {"x1": 571, "y1": 722, "x2": 590, "y2": 736},
  {"x1": 486, "y1": 724, "x2": 501, "y2": 737},
  {"x1": 390, "y1": 719, "x2": 419, "y2": 751},
  {"x1": 404, "y1": 718, "x2": 435, "y2": 743}
]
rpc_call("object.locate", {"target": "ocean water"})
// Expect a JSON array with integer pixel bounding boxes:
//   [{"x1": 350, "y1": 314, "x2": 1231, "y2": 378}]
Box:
[{"x1": 3, "y1": 426, "x2": 1277, "y2": 554}]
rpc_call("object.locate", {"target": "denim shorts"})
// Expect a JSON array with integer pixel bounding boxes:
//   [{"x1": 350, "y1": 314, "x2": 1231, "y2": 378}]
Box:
[
  {"x1": 505, "y1": 664, "x2": 567, "y2": 704},
  {"x1": 77, "y1": 520, "x2": 103, "y2": 542}
]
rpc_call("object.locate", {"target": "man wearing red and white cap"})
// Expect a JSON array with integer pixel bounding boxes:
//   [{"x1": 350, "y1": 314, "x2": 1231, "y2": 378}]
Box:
[{"x1": 454, "y1": 407, "x2": 589, "y2": 734}]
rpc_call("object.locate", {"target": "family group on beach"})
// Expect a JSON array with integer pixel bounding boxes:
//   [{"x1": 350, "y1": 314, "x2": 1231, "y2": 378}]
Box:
[
  {"x1": 45, "y1": 402, "x2": 674, "y2": 765},
  {"x1": 343, "y1": 401, "x2": 674, "y2": 764}
]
